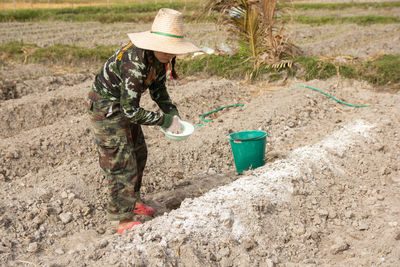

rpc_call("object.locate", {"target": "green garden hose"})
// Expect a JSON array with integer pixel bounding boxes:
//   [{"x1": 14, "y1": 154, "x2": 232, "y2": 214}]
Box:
[
  {"x1": 194, "y1": 104, "x2": 245, "y2": 127},
  {"x1": 194, "y1": 85, "x2": 370, "y2": 127},
  {"x1": 293, "y1": 85, "x2": 371, "y2": 107}
]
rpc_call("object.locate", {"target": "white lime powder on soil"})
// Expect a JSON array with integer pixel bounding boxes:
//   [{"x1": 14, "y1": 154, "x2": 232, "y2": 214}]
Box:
[{"x1": 112, "y1": 120, "x2": 374, "y2": 255}]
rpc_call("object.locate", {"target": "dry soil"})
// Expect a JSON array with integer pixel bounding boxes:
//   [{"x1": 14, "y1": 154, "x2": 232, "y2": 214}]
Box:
[{"x1": 0, "y1": 2, "x2": 400, "y2": 267}]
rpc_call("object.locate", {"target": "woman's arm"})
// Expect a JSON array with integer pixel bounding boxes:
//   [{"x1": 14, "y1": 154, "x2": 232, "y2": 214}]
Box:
[
  {"x1": 149, "y1": 72, "x2": 180, "y2": 118},
  {"x1": 119, "y1": 50, "x2": 175, "y2": 128}
]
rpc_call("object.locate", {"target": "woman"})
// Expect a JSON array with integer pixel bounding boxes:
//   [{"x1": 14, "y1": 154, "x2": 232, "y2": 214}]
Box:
[{"x1": 87, "y1": 8, "x2": 200, "y2": 233}]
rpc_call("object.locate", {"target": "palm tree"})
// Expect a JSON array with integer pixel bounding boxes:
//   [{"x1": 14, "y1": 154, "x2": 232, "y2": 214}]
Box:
[{"x1": 202, "y1": 0, "x2": 300, "y2": 73}]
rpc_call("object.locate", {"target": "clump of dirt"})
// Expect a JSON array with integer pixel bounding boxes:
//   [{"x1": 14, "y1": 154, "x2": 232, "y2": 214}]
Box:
[
  {"x1": 0, "y1": 63, "x2": 91, "y2": 101},
  {"x1": 0, "y1": 76, "x2": 18, "y2": 101}
]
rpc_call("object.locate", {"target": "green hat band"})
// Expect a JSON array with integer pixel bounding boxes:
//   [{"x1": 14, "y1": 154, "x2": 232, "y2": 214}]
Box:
[{"x1": 151, "y1": 31, "x2": 184, "y2": 39}]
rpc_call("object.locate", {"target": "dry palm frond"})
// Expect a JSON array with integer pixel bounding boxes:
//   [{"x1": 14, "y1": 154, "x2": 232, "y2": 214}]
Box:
[
  {"x1": 247, "y1": 7, "x2": 259, "y2": 57},
  {"x1": 222, "y1": 0, "x2": 264, "y2": 59},
  {"x1": 201, "y1": 0, "x2": 301, "y2": 77},
  {"x1": 21, "y1": 46, "x2": 36, "y2": 64},
  {"x1": 263, "y1": 0, "x2": 277, "y2": 49},
  {"x1": 268, "y1": 59, "x2": 293, "y2": 70}
]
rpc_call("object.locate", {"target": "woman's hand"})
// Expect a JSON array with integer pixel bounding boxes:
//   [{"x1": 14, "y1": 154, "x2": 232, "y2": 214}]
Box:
[{"x1": 167, "y1": 115, "x2": 183, "y2": 134}]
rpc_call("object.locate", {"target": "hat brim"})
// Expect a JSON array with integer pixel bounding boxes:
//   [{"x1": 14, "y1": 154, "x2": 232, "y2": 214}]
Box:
[{"x1": 128, "y1": 31, "x2": 201, "y2": 55}]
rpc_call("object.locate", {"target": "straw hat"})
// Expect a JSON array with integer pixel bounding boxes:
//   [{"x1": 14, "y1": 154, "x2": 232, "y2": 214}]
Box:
[{"x1": 127, "y1": 8, "x2": 200, "y2": 55}]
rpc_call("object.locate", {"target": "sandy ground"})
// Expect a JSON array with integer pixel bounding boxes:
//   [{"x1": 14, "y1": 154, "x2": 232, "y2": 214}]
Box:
[
  {"x1": 1, "y1": 2, "x2": 400, "y2": 267},
  {"x1": 2, "y1": 11, "x2": 400, "y2": 59},
  {"x1": 2, "y1": 21, "x2": 400, "y2": 58},
  {"x1": 294, "y1": 0, "x2": 394, "y2": 2}
]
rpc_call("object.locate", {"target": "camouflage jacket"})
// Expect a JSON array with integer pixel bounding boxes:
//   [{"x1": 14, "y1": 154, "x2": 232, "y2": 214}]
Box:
[{"x1": 91, "y1": 42, "x2": 179, "y2": 128}]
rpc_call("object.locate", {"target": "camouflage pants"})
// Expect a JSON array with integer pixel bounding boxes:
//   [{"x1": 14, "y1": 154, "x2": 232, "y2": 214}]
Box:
[{"x1": 87, "y1": 91, "x2": 147, "y2": 221}]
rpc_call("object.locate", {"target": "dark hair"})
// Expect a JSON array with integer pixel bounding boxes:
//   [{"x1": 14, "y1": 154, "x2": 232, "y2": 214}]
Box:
[{"x1": 171, "y1": 57, "x2": 178, "y2": 80}]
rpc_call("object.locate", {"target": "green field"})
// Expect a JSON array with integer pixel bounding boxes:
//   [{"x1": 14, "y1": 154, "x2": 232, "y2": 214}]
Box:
[
  {"x1": 0, "y1": 0, "x2": 197, "y2": 10},
  {"x1": 2, "y1": 41, "x2": 399, "y2": 88},
  {"x1": 0, "y1": 1, "x2": 202, "y2": 22},
  {"x1": 1, "y1": 1, "x2": 400, "y2": 24}
]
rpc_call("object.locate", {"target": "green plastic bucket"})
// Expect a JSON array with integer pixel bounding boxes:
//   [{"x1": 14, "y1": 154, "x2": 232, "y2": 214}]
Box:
[{"x1": 227, "y1": 130, "x2": 268, "y2": 174}]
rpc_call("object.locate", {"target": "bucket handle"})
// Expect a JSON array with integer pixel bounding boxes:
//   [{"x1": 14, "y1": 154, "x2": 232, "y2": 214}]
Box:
[{"x1": 229, "y1": 132, "x2": 268, "y2": 142}]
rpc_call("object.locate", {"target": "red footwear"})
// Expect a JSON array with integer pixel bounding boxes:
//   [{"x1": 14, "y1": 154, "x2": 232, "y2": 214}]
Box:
[
  {"x1": 134, "y1": 202, "x2": 155, "y2": 216},
  {"x1": 117, "y1": 221, "x2": 142, "y2": 234}
]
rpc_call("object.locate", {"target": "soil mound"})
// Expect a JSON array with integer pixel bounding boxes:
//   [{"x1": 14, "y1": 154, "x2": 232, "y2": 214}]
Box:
[{"x1": 1, "y1": 65, "x2": 399, "y2": 265}]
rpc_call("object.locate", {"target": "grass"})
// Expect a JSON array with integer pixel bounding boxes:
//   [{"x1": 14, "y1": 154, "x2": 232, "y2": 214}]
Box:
[
  {"x1": 290, "y1": 15, "x2": 400, "y2": 26},
  {"x1": 3, "y1": 7, "x2": 398, "y2": 25},
  {"x1": 176, "y1": 54, "x2": 262, "y2": 79},
  {"x1": 287, "y1": 1, "x2": 400, "y2": 10},
  {"x1": 0, "y1": 2, "x2": 201, "y2": 22},
  {"x1": 179, "y1": 54, "x2": 400, "y2": 89},
  {"x1": 1, "y1": 41, "x2": 399, "y2": 90},
  {"x1": 0, "y1": 0, "x2": 199, "y2": 10},
  {"x1": 0, "y1": 41, "x2": 117, "y2": 63},
  {"x1": 361, "y1": 54, "x2": 400, "y2": 86},
  {"x1": 3, "y1": 0, "x2": 399, "y2": 12},
  {"x1": 295, "y1": 56, "x2": 359, "y2": 81},
  {"x1": 295, "y1": 55, "x2": 400, "y2": 88},
  {"x1": 2, "y1": 0, "x2": 400, "y2": 25},
  {"x1": 295, "y1": 57, "x2": 338, "y2": 80}
]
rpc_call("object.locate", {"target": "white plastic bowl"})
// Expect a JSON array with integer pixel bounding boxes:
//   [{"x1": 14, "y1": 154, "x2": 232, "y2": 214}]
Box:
[{"x1": 161, "y1": 120, "x2": 195, "y2": 141}]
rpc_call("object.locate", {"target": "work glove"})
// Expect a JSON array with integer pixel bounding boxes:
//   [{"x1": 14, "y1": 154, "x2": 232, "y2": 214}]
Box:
[{"x1": 167, "y1": 115, "x2": 183, "y2": 134}]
